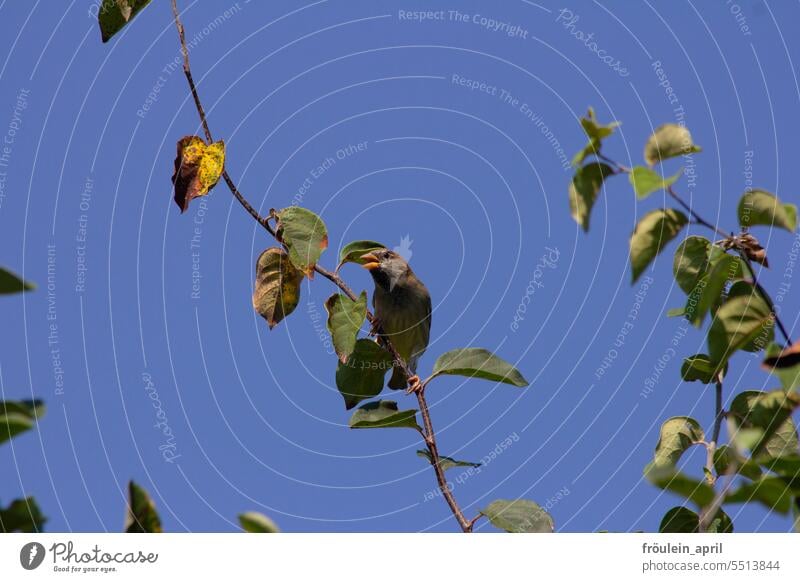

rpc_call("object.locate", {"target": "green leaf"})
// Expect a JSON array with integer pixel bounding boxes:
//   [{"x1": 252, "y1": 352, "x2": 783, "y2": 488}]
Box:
[
  {"x1": 729, "y1": 390, "x2": 799, "y2": 459},
  {"x1": 706, "y1": 509, "x2": 734, "y2": 533},
  {"x1": 644, "y1": 124, "x2": 702, "y2": 166},
  {"x1": 658, "y1": 506, "x2": 732, "y2": 533},
  {"x1": 644, "y1": 463, "x2": 715, "y2": 507},
  {"x1": 667, "y1": 307, "x2": 686, "y2": 318},
  {"x1": 685, "y1": 254, "x2": 744, "y2": 327},
  {"x1": 325, "y1": 292, "x2": 367, "y2": 363},
  {"x1": 335, "y1": 339, "x2": 393, "y2": 409},
  {"x1": 708, "y1": 285, "x2": 774, "y2": 367},
  {"x1": 726, "y1": 476, "x2": 794, "y2": 513},
  {"x1": 124, "y1": 481, "x2": 162, "y2": 533},
  {"x1": 480, "y1": 499, "x2": 554, "y2": 533},
  {"x1": 239, "y1": 512, "x2": 280, "y2": 533},
  {"x1": 0, "y1": 268, "x2": 35, "y2": 295},
  {"x1": 653, "y1": 417, "x2": 705, "y2": 466},
  {"x1": 569, "y1": 162, "x2": 615, "y2": 231},
  {"x1": 98, "y1": 0, "x2": 153, "y2": 43},
  {"x1": 680, "y1": 355, "x2": 724, "y2": 384},
  {"x1": 762, "y1": 457, "x2": 800, "y2": 504},
  {"x1": 629, "y1": 166, "x2": 681, "y2": 199},
  {"x1": 431, "y1": 348, "x2": 528, "y2": 387},
  {"x1": 757, "y1": 454, "x2": 800, "y2": 479},
  {"x1": 659, "y1": 506, "x2": 699, "y2": 533},
  {"x1": 275, "y1": 207, "x2": 329, "y2": 277},
  {"x1": 0, "y1": 497, "x2": 46, "y2": 533},
  {"x1": 416, "y1": 450, "x2": 481, "y2": 471},
  {"x1": 572, "y1": 108, "x2": 620, "y2": 166},
  {"x1": 738, "y1": 190, "x2": 797, "y2": 232},
  {"x1": 713, "y1": 445, "x2": 762, "y2": 481},
  {"x1": 572, "y1": 140, "x2": 602, "y2": 168},
  {"x1": 348, "y1": 400, "x2": 420, "y2": 430},
  {"x1": 673, "y1": 236, "x2": 713, "y2": 295},
  {"x1": 337, "y1": 240, "x2": 386, "y2": 270},
  {"x1": 172, "y1": 136, "x2": 226, "y2": 213},
  {"x1": 630, "y1": 209, "x2": 688, "y2": 282},
  {"x1": 581, "y1": 107, "x2": 620, "y2": 141},
  {"x1": 252, "y1": 248, "x2": 303, "y2": 330},
  {"x1": 0, "y1": 399, "x2": 45, "y2": 445}
]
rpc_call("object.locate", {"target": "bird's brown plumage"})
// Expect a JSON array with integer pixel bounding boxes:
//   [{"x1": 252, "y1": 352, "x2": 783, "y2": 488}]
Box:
[{"x1": 361, "y1": 249, "x2": 431, "y2": 389}]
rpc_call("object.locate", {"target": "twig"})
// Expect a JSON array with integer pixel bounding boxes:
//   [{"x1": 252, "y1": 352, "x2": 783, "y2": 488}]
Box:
[
  {"x1": 416, "y1": 387, "x2": 472, "y2": 532},
  {"x1": 704, "y1": 376, "x2": 725, "y2": 485},
  {"x1": 596, "y1": 152, "x2": 629, "y2": 174},
  {"x1": 699, "y1": 473, "x2": 733, "y2": 533},
  {"x1": 665, "y1": 185, "x2": 729, "y2": 239},
  {"x1": 170, "y1": 0, "x2": 469, "y2": 532},
  {"x1": 171, "y1": 0, "x2": 212, "y2": 145},
  {"x1": 467, "y1": 514, "x2": 484, "y2": 531},
  {"x1": 700, "y1": 376, "x2": 729, "y2": 532}
]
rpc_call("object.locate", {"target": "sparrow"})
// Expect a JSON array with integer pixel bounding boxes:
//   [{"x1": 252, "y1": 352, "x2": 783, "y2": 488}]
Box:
[{"x1": 361, "y1": 249, "x2": 432, "y2": 391}]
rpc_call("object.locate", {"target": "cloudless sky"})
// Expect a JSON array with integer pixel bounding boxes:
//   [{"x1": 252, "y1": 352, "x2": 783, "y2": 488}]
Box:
[{"x1": 1, "y1": 0, "x2": 799, "y2": 532}]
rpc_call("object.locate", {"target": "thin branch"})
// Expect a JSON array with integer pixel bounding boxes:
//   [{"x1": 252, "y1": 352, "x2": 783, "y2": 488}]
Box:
[
  {"x1": 699, "y1": 473, "x2": 733, "y2": 533},
  {"x1": 704, "y1": 376, "x2": 725, "y2": 485},
  {"x1": 416, "y1": 387, "x2": 472, "y2": 532},
  {"x1": 170, "y1": 0, "x2": 468, "y2": 531},
  {"x1": 170, "y1": 0, "x2": 212, "y2": 144},
  {"x1": 665, "y1": 185, "x2": 729, "y2": 239},
  {"x1": 701, "y1": 375, "x2": 729, "y2": 532},
  {"x1": 596, "y1": 152, "x2": 629, "y2": 174}
]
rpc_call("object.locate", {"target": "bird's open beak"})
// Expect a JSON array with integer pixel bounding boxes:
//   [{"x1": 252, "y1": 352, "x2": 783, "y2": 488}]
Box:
[{"x1": 360, "y1": 252, "x2": 380, "y2": 271}]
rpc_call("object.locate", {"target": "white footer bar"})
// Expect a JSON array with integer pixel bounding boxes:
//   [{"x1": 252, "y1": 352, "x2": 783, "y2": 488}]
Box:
[{"x1": 1, "y1": 533, "x2": 796, "y2": 580}]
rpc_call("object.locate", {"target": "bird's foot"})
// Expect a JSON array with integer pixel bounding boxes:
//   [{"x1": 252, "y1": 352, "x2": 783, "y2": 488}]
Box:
[{"x1": 406, "y1": 375, "x2": 423, "y2": 394}]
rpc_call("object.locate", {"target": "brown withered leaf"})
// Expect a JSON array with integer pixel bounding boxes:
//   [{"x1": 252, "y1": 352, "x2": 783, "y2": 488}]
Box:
[
  {"x1": 171, "y1": 136, "x2": 225, "y2": 213},
  {"x1": 762, "y1": 341, "x2": 800, "y2": 370},
  {"x1": 252, "y1": 248, "x2": 303, "y2": 329},
  {"x1": 737, "y1": 233, "x2": 769, "y2": 268}
]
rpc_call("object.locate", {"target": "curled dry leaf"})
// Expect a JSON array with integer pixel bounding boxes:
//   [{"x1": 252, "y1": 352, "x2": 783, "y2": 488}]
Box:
[
  {"x1": 720, "y1": 233, "x2": 769, "y2": 268},
  {"x1": 252, "y1": 248, "x2": 303, "y2": 330},
  {"x1": 172, "y1": 136, "x2": 225, "y2": 213},
  {"x1": 763, "y1": 341, "x2": 800, "y2": 370},
  {"x1": 738, "y1": 233, "x2": 769, "y2": 268}
]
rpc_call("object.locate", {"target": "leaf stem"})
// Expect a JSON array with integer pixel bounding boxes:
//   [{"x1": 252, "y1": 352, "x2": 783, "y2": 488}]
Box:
[{"x1": 170, "y1": 0, "x2": 471, "y2": 532}]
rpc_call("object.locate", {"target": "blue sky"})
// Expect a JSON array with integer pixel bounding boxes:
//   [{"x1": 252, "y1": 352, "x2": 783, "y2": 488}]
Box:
[{"x1": 1, "y1": 0, "x2": 798, "y2": 532}]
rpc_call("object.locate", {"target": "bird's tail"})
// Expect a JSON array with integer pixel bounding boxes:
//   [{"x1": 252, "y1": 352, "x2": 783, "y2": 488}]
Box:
[{"x1": 388, "y1": 366, "x2": 407, "y2": 390}]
